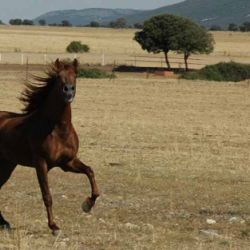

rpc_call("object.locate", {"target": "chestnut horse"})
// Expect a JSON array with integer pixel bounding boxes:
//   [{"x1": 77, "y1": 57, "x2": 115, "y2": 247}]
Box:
[{"x1": 0, "y1": 59, "x2": 99, "y2": 235}]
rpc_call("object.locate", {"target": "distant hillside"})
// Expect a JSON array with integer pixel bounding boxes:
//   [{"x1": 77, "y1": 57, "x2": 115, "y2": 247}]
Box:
[
  {"x1": 34, "y1": 0, "x2": 250, "y2": 28},
  {"x1": 126, "y1": 0, "x2": 250, "y2": 28},
  {"x1": 34, "y1": 8, "x2": 142, "y2": 26}
]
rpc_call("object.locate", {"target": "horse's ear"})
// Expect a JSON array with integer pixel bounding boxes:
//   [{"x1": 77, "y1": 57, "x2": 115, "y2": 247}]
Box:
[
  {"x1": 54, "y1": 58, "x2": 64, "y2": 71},
  {"x1": 73, "y1": 59, "x2": 79, "y2": 71}
]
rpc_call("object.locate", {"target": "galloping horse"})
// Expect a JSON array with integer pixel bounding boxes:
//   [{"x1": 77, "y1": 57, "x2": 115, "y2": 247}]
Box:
[{"x1": 0, "y1": 59, "x2": 99, "y2": 235}]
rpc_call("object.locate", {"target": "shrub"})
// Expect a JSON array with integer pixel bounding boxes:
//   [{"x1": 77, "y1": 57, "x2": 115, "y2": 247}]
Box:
[
  {"x1": 66, "y1": 41, "x2": 89, "y2": 53},
  {"x1": 181, "y1": 62, "x2": 250, "y2": 82},
  {"x1": 77, "y1": 68, "x2": 116, "y2": 79}
]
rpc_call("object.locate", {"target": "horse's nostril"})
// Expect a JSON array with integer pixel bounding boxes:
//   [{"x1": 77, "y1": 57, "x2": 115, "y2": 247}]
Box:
[
  {"x1": 63, "y1": 86, "x2": 69, "y2": 92},
  {"x1": 72, "y1": 86, "x2": 75, "y2": 91}
]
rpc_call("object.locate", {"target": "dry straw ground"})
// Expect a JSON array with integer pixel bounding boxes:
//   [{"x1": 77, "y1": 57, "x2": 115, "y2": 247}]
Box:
[{"x1": 0, "y1": 26, "x2": 250, "y2": 250}]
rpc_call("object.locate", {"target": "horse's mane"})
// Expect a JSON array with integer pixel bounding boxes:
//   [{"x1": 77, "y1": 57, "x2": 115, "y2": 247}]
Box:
[
  {"x1": 20, "y1": 61, "x2": 73, "y2": 114},
  {"x1": 20, "y1": 64, "x2": 57, "y2": 114}
]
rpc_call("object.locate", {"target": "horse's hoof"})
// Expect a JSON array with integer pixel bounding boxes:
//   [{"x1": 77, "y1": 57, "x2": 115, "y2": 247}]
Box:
[
  {"x1": 52, "y1": 229, "x2": 61, "y2": 237},
  {"x1": 82, "y1": 197, "x2": 94, "y2": 213}
]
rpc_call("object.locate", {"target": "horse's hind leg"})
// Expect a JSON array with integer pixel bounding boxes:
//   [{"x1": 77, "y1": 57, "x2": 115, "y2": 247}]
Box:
[{"x1": 0, "y1": 158, "x2": 16, "y2": 229}]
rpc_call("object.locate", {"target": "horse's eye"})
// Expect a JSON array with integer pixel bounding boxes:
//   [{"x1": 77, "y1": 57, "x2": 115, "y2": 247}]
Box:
[{"x1": 72, "y1": 86, "x2": 75, "y2": 91}]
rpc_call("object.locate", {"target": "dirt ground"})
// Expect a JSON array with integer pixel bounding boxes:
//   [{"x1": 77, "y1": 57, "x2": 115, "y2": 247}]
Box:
[{"x1": 0, "y1": 67, "x2": 250, "y2": 250}]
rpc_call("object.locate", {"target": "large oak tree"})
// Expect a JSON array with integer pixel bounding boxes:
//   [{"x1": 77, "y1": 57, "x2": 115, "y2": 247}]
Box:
[{"x1": 134, "y1": 14, "x2": 214, "y2": 71}]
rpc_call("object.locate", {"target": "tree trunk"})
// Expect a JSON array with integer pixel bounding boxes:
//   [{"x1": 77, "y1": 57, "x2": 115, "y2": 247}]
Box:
[
  {"x1": 164, "y1": 51, "x2": 171, "y2": 70},
  {"x1": 184, "y1": 53, "x2": 189, "y2": 71}
]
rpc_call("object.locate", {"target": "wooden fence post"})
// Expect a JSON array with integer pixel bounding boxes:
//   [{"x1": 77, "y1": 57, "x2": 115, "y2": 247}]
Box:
[
  {"x1": 21, "y1": 54, "x2": 24, "y2": 65},
  {"x1": 26, "y1": 57, "x2": 29, "y2": 82},
  {"x1": 44, "y1": 54, "x2": 47, "y2": 65},
  {"x1": 102, "y1": 52, "x2": 105, "y2": 66}
]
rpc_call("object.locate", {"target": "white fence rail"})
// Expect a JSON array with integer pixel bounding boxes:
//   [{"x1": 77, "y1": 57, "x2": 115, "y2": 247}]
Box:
[
  {"x1": 0, "y1": 52, "x2": 112, "y2": 65},
  {"x1": 0, "y1": 52, "x2": 141, "y2": 67}
]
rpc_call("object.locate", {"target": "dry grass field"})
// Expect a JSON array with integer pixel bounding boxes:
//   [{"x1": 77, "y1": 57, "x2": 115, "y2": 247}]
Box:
[
  {"x1": 0, "y1": 26, "x2": 250, "y2": 249},
  {"x1": 0, "y1": 26, "x2": 139, "y2": 54},
  {"x1": 0, "y1": 26, "x2": 250, "y2": 55},
  {"x1": 0, "y1": 26, "x2": 250, "y2": 67},
  {"x1": 0, "y1": 65, "x2": 250, "y2": 250}
]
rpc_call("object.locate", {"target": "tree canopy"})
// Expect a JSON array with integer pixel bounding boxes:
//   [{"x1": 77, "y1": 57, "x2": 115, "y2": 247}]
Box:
[
  {"x1": 9, "y1": 19, "x2": 23, "y2": 25},
  {"x1": 89, "y1": 21, "x2": 100, "y2": 27},
  {"x1": 109, "y1": 18, "x2": 127, "y2": 28},
  {"x1": 61, "y1": 20, "x2": 72, "y2": 27},
  {"x1": 239, "y1": 22, "x2": 250, "y2": 32},
  {"x1": 9, "y1": 19, "x2": 34, "y2": 25},
  {"x1": 134, "y1": 14, "x2": 214, "y2": 70},
  {"x1": 176, "y1": 19, "x2": 214, "y2": 70},
  {"x1": 38, "y1": 19, "x2": 46, "y2": 26},
  {"x1": 134, "y1": 14, "x2": 182, "y2": 69}
]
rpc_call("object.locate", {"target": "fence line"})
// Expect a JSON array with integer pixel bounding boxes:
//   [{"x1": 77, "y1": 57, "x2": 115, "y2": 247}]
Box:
[{"x1": 0, "y1": 51, "x2": 247, "y2": 69}]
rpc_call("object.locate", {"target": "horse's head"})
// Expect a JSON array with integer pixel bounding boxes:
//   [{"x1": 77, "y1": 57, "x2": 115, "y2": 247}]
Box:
[{"x1": 54, "y1": 58, "x2": 78, "y2": 104}]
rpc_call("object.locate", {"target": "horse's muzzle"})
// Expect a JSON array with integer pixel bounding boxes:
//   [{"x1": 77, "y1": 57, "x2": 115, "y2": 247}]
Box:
[{"x1": 63, "y1": 84, "x2": 75, "y2": 103}]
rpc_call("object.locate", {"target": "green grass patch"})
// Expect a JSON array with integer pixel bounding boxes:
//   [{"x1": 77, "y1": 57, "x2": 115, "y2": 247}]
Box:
[
  {"x1": 181, "y1": 62, "x2": 250, "y2": 82},
  {"x1": 77, "y1": 68, "x2": 116, "y2": 79}
]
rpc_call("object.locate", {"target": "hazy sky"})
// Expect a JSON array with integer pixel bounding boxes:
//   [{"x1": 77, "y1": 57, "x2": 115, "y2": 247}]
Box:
[{"x1": 0, "y1": 0, "x2": 184, "y2": 22}]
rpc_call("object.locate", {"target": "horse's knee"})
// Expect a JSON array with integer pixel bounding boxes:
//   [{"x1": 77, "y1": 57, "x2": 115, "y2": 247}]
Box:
[{"x1": 85, "y1": 166, "x2": 94, "y2": 176}]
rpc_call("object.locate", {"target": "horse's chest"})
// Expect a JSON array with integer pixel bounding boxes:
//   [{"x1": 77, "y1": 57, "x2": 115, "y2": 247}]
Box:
[{"x1": 43, "y1": 129, "x2": 78, "y2": 164}]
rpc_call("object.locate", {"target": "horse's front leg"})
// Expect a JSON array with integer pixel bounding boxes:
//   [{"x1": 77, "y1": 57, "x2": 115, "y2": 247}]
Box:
[
  {"x1": 61, "y1": 158, "x2": 100, "y2": 212},
  {"x1": 35, "y1": 159, "x2": 59, "y2": 235}
]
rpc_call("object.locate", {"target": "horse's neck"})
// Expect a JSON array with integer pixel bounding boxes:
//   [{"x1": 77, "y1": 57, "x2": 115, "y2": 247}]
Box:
[
  {"x1": 40, "y1": 98, "x2": 72, "y2": 130},
  {"x1": 57, "y1": 104, "x2": 72, "y2": 129}
]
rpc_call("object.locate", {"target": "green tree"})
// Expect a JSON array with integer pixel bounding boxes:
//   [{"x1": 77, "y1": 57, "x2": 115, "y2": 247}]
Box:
[
  {"x1": 176, "y1": 20, "x2": 214, "y2": 71},
  {"x1": 61, "y1": 20, "x2": 72, "y2": 27},
  {"x1": 38, "y1": 19, "x2": 46, "y2": 26},
  {"x1": 89, "y1": 21, "x2": 100, "y2": 27},
  {"x1": 22, "y1": 19, "x2": 34, "y2": 25},
  {"x1": 134, "y1": 14, "x2": 214, "y2": 71},
  {"x1": 109, "y1": 18, "x2": 127, "y2": 28},
  {"x1": 9, "y1": 19, "x2": 22, "y2": 25},
  {"x1": 210, "y1": 25, "x2": 222, "y2": 31},
  {"x1": 134, "y1": 14, "x2": 183, "y2": 70},
  {"x1": 239, "y1": 22, "x2": 250, "y2": 32},
  {"x1": 134, "y1": 23, "x2": 143, "y2": 29},
  {"x1": 228, "y1": 23, "x2": 238, "y2": 31}
]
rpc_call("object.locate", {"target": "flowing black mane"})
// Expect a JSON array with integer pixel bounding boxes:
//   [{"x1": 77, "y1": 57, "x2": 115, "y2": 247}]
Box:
[
  {"x1": 20, "y1": 74, "x2": 56, "y2": 114},
  {"x1": 20, "y1": 61, "x2": 73, "y2": 114}
]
